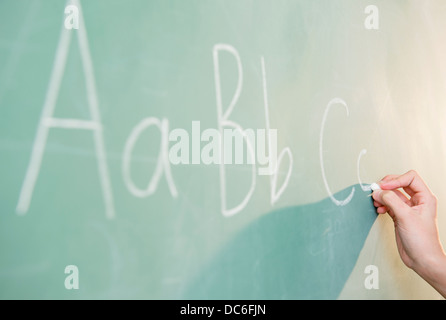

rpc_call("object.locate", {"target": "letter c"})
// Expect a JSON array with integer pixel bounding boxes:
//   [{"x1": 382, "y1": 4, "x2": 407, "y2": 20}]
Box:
[{"x1": 319, "y1": 98, "x2": 355, "y2": 206}]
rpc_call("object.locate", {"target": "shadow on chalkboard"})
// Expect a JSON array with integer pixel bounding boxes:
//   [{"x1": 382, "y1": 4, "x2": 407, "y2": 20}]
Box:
[{"x1": 183, "y1": 184, "x2": 377, "y2": 299}]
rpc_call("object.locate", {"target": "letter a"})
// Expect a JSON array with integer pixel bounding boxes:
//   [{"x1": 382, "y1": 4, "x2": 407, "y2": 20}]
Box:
[
  {"x1": 64, "y1": 265, "x2": 79, "y2": 289},
  {"x1": 64, "y1": 4, "x2": 79, "y2": 30},
  {"x1": 16, "y1": 0, "x2": 115, "y2": 219},
  {"x1": 364, "y1": 5, "x2": 379, "y2": 30},
  {"x1": 364, "y1": 265, "x2": 379, "y2": 289}
]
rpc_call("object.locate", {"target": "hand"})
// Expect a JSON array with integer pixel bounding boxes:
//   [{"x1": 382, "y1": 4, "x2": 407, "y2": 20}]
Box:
[{"x1": 372, "y1": 170, "x2": 446, "y2": 298}]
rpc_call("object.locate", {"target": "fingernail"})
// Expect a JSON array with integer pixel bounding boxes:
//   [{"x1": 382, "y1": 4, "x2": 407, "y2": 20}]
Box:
[{"x1": 378, "y1": 181, "x2": 388, "y2": 188}]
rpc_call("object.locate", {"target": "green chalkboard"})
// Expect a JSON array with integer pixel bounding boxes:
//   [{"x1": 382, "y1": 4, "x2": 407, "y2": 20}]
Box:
[{"x1": 1, "y1": 0, "x2": 446, "y2": 299}]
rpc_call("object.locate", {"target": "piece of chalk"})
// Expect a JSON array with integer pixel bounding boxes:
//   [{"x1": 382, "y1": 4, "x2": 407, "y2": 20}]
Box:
[
  {"x1": 367, "y1": 182, "x2": 381, "y2": 197},
  {"x1": 370, "y1": 183, "x2": 381, "y2": 191}
]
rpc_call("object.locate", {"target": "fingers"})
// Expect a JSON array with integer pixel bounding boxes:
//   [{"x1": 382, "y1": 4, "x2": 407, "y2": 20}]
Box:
[
  {"x1": 393, "y1": 189, "x2": 411, "y2": 205},
  {"x1": 379, "y1": 174, "x2": 399, "y2": 183},
  {"x1": 378, "y1": 175, "x2": 414, "y2": 196},
  {"x1": 373, "y1": 171, "x2": 436, "y2": 222},
  {"x1": 372, "y1": 189, "x2": 410, "y2": 219},
  {"x1": 373, "y1": 200, "x2": 388, "y2": 214},
  {"x1": 379, "y1": 170, "x2": 431, "y2": 196},
  {"x1": 376, "y1": 206, "x2": 388, "y2": 215},
  {"x1": 373, "y1": 189, "x2": 409, "y2": 215}
]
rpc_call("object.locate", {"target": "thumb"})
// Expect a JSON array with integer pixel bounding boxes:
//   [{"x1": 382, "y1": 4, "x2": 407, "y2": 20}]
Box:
[{"x1": 372, "y1": 189, "x2": 409, "y2": 219}]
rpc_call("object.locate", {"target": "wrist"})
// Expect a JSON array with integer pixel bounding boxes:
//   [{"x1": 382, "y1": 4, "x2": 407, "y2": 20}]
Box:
[{"x1": 414, "y1": 251, "x2": 446, "y2": 298}]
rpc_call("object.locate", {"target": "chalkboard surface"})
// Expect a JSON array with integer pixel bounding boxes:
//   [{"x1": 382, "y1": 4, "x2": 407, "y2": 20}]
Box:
[{"x1": 1, "y1": 0, "x2": 446, "y2": 299}]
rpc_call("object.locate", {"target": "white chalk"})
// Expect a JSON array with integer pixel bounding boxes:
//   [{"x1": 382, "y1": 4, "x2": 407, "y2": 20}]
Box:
[
  {"x1": 367, "y1": 182, "x2": 381, "y2": 197},
  {"x1": 370, "y1": 183, "x2": 381, "y2": 191}
]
